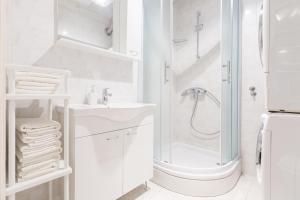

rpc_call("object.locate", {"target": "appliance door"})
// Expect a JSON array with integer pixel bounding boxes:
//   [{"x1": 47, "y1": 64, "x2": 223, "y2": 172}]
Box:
[
  {"x1": 265, "y1": 0, "x2": 300, "y2": 112},
  {"x1": 261, "y1": 114, "x2": 300, "y2": 200},
  {"x1": 261, "y1": 129, "x2": 271, "y2": 200},
  {"x1": 257, "y1": 114, "x2": 270, "y2": 199},
  {"x1": 256, "y1": 124, "x2": 263, "y2": 183}
]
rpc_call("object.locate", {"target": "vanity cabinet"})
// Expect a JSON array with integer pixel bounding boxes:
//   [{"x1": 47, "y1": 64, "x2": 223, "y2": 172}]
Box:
[
  {"x1": 74, "y1": 124, "x2": 153, "y2": 200},
  {"x1": 123, "y1": 125, "x2": 153, "y2": 192},
  {"x1": 75, "y1": 130, "x2": 124, "y2": 200},
  {"x1": 61, "y1": 104, "x2": 155, "y2": 200}
]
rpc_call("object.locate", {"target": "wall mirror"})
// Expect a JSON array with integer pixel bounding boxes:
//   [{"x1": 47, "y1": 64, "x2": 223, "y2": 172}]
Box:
[{"x1": 57, "y1": 0, "x2": 118, "y2": 50}]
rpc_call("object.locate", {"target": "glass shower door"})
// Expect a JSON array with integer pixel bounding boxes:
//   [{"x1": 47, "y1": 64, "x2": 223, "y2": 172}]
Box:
[
  {"x1": 221, "y1": 0, "x2": 240, "y2": 165},
  {"x1": 143, "y1": 0, "x2": 172, "y2": 163}
]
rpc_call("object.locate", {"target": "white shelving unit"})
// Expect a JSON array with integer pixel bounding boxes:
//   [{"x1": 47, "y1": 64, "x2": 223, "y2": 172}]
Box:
[{"x1": 5, "y1": 65, "x2": 72, "y2": 200}]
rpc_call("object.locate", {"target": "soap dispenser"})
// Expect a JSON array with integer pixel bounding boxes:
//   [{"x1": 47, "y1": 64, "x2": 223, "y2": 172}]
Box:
[{"x1": 87, "y1": 85, "x2": 98, "y2": 105}]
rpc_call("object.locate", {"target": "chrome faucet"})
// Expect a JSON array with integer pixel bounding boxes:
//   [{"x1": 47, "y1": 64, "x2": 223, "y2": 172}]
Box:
[{"x1": 102, "y1": 88, "x2": 112, "y2": 105}]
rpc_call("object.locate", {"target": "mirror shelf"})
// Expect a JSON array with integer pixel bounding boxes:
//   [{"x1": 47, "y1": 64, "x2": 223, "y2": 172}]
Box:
[{"x1": 55, "y1": 35, "x2": 138, "y2": 62}]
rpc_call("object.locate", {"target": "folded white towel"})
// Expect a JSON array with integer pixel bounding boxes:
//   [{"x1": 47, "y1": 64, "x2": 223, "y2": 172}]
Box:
[
  {"x1": 17, "y1": 133, "x2": 61, "y2": 145},
  {"x1": 16, "y1": 71, "x2": 61, "y2": 80},
  {"x1": 16, "y1": 85, "x2": 57, "y2": 91},
  {"x1": 17, "y1": 153, "x2": 61, "y2": 168},
  {"x1": 17, "y1": 166, "x2": 57, "y2": 182},
  {"x1": 15, "y1": 89, "x2": 56, "y2": 94},
  {"x1": 17, "y1": 137, "x2": 61, "y2": 151},
  {"x1": 18, "y1": 128, "x2": 62, "y2": 137},
  {"x1": 17, "y1": 142, "x2": 62, "y2": 155},
  {"x1": 18, "y1": 131, "x2": 62, "y2": 139},
  {"x1": 18, "y1": 162, "x2": 58, "y2": 176},
  {"x1": 18, "y1": 160, "x2": 58, "y2": 175},
  {"x1": 16, "y1": 80, "x2": 57, "y2": 88},
  {"x1": 16, "y1": 118, "x2": 61, "y2": 133},
  {"x1": 17, "y1": 159, "x2": 58, "y2": 171},
  {"x1": 16, "y1": 148, "x2": 62, "y2": 163},
  {"x1": 15, "y1": 76, "x2": 60, "y2": 84},
  {"x1": 19, "y1": 145, "x2": 62, "y2": 157}
]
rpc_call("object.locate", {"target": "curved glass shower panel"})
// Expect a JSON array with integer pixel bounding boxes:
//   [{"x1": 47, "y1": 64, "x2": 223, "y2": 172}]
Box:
[
  {"x1": 221, "y1": 0, "x2": 240, "y2": 165},
  {"x1": 143, "y1": 0, "x2": 241, "y2": 196},
  {"x1": 143, "y1": 0, "x2": 240, "y2": 170},
  {"x1": 172, "y1": 0, "x2": 222, "y2": 168},
  {"x1": 143, "y1": 0, "x2": 172, "y2": 163}
]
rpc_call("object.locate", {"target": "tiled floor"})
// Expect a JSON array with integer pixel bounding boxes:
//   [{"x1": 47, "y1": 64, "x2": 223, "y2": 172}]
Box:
[{"x1": 119, "y1": 175, "x2": 263, "y2": 200}]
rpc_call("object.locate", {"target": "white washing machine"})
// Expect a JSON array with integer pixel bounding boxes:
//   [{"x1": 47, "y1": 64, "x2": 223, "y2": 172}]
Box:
[
  {"x1": 259, "y1": 0, "x2": 300, "y2": 198},
  {"x1": 257, "y1": 113, "x2": 300, "y2": 200},
  {"x1": 260, "y1": 0, "x2": 300, "y2": 112}
]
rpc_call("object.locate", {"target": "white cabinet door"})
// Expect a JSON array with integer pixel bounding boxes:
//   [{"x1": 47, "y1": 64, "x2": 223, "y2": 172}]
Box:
[
  {"x1": 75, "y1": 131, "x2": 124, "y2": 200},
  {"x1": 123, "y1": 124, "x2": 153, "y2": 193},
  {"x1": 125, "y1": 0, "x2": 143, "y2": 58}
]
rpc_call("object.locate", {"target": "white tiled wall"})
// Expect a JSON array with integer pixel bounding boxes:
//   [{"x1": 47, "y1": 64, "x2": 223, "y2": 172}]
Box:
[
  {"x1": 35, "y1": 45, "x2": 138, "y2": 104},
  {"x1": 172, "y1": 0, "x2": 221, "y2": 152},
  {"x1": 7, "y1": 0, "x2": 55, "y2": 65},
  {"x1": 7, "y1": 0, "x2": 138, "y2": 105},
  {"x1": 241, "y1": 0, "x2": 266, "y2": 176},
  {"x1": 6, "y1": 0, "x2": 138, "y2": 199}
]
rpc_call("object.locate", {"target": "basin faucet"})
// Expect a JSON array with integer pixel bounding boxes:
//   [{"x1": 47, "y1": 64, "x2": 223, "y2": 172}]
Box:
[{"x1": 102, "y1": 88, "x2": 112, "y2": 105}]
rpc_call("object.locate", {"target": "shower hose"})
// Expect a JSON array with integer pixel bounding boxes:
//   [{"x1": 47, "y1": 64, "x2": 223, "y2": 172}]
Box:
[{"x1": 189, "y1": 88, "x2": 221, "y2": 140}]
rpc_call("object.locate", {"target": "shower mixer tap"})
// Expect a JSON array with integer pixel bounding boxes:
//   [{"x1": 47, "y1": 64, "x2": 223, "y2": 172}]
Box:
[
  {"x1": 249, "y1": 86, "x2": 257, "y2": 97},
  {"x1": 181, "y1": 87, "x2": 207, "y2": 99}
]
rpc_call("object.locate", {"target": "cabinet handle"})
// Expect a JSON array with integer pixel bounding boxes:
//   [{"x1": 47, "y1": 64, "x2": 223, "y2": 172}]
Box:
[{"x1": 106, "y1": 136, "x2": 120, "y2": 141}]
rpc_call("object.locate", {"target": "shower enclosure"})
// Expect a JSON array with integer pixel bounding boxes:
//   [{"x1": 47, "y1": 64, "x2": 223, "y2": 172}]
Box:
[{"x1": 143, "y1": 0, "x2": 241, "y2": 196}]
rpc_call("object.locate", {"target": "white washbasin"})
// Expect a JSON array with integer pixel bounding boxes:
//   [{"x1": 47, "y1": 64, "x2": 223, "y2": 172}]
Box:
[
  {"x1": 65, "y1": 103, "x2": 156, "y2": 122},
  {"x1": 70, "y1": 103, "x2": 149, "y2": 109},
  {"x1": 57, "y1": 102, "x2": 155, "y2": 137}
]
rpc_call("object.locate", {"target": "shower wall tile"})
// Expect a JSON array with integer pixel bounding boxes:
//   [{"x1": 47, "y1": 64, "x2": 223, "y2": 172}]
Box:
[
  {"x1": 7, "y1": 0, "x2": 55, "y2": 65},
  {"x1": 241, "y1": 0, "x2": 266, "y2": 176},
  {"x1": 172, "y1": 0, "x2": 221, "y2": 153},
  {"x1": 35, "y1": 45, "x2": 138, "y2": 104}
]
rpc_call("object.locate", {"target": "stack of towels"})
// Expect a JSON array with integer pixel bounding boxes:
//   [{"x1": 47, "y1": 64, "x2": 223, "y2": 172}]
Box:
[
  {"x1": 16, "y1": 118, "x2": 63, "y2": 182},
  {"x1": 15, "y1": 71, "x2": 61, "y2": 94}
]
